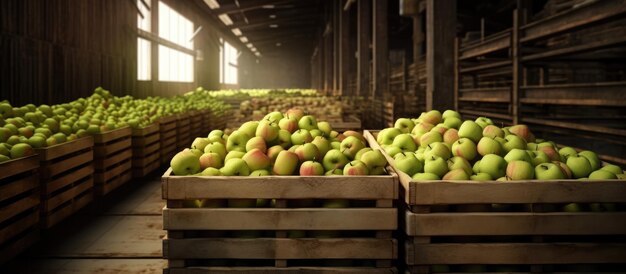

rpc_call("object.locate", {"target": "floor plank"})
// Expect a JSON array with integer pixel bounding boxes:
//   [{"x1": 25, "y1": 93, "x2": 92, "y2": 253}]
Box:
[{"x1": 4, "y1": 258, "x2": 166, "y2": 274}]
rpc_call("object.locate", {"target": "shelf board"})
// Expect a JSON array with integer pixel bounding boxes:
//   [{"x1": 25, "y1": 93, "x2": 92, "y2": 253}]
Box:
[
  {"x1": 521, "y1": 81, "x2": 626, "y2": 106},
  {"x1": 522, "y1": 34, "x2": 626, "y2": 62},
  {"x1": 521, "y1": 98, "x2": 626, "y2": 107},
  {"x1": 460, "y1": 30, "x2": 511, "y2": 60},
  {"x1": 459, "y1": 109, "x2": 512, "y2": 121},
  {"x1": 460, "y1": 60, "x2": 512, "y2": 74},
  {"x1": 522, "y1": 117, "x2": 626, "y2": 137}
]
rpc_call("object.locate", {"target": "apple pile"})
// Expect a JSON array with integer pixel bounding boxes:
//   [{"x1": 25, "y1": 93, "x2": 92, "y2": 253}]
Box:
[
  {"x1": 169, "y1": 109, "x2": 388, "y2": 176},
  {"x1": 379, "y1": 110, "x2": 625, "y2": 181}
]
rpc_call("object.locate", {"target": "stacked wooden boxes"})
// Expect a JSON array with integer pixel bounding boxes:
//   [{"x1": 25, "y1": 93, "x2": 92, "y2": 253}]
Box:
[
  {"x1": 333, "y1": 115, "x2": 363, "y2": 132},
  {"x1": 0, "y1": 155, "x2": 40, "y2": 264},
  {"x1": 364, "y1": 131, "x2": 626, "y2": 273},
  {"x1": 176, "y1": 113, "x2": 191, "y2": 150},
  {"x1": 159, "y1": 116, "x2": 178, "y2": 165},
  {"x1": 201, "y1": 109, "x2": 213, "y2": 135},
  {"x1": 162, "y1": 169, "x2": 399, "y2": 273},
  {"x1": 189, "y1": 110, "x2": 203, "y2": 140},
  {"x1": 36, "y1": 136, "x2": 94, "y2": 228},
  {"x1": 93, "y1": 127, "x2": 132, "y2": 196},
  {"x1": 131, "y1": 124, "x2": 161, "y2": 178}
]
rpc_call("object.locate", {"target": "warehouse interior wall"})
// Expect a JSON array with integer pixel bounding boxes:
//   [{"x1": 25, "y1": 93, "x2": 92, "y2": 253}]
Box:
[{"x1": 239, "y1": 49, "x2": 312, "y2": 89}]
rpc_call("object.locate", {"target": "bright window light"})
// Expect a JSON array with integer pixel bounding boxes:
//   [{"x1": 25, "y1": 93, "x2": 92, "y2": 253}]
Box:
[
  {"x1": 203, "y1": 0, "x2": 220, "y2": 9},
  {"x1": 137, "y1": 38, "x2": 151, "y2": 80},
  {"x1": 159, "y1": 45, "x2": 194, "y2": 82},
  {"x1": 220, "y1": 39, "x2": 239, "y2": 85},
  {"x1": 218, "y1": 14, "x2": 233, "y2": 26},
  {"x1": 137, "y1": 0, "x2": 151, "y2": 31},
  {"x1": 232, "y1": 28, "x2": 242, "y2": 36},
  {"x1": 159, "y1": 1, "x2": 194, "y2": 49},
  {"x1": 240, "y1": 36, "x2": 248, "y2": 43}
]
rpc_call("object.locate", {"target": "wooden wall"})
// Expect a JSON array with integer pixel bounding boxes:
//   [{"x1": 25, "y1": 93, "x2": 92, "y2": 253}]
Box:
[
  {"x1": 239, "y1": 50, "x2": 312, "y2": 89},
  {"x1": 1, "y1": 0, "x2": 136, "y2": 105},
  {"x1": 0, "y1": 0, "x2": 223, "y2": 106}
]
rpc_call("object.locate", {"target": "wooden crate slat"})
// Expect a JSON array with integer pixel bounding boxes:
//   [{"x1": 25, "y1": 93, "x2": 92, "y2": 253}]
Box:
[
  {"x1": 163, "y1": 208, "x2": 397, "y2": 230},
  {"x1": 94, "y1": 137, "x2": 131, "y2": 156},
  {"x1": 0, "y1": 208, "x2": 38, "y2": 244},
  {"x1": 405, "y1": 211, "x2": 626, "y2": 236},
  {"x1": 35, "y1": 136, "x2": 94, "y2": 161},
  {"x1": 44, "y1": 181, "x2": 93, "y2": 229},
  {"x1": 0, "y1": 155, "x2": 39, "y2": 180},
  {"x1": 0, "y1": 191, "x2": 39, "y2": 224},
  {"x1": 45, "y1": 164, "x2": 93, "y2": 194},
  {"x1": 166, "y1": 267, "x2": 398, "y2": 274},
  {"x1": 40, "y1": 150, "x2": 93, "y2": 179},
  {"x1": 131, "y1": 123, "x2": 159, "y2": 137},
  {"x1": 94, "y1": 149, "x2": 132, "y2": 170},
  {"x1": 132, "y1": 141, "x2": 160, "y2": 158},
  {"x1": 0, "y1": 230, "x2": 39, "y2": 265},
  {"x1": 46, "y1": 175, "x2": 94, "y2": 211},
  {"x1": 163, "y1": 169, "x2": 397, "y2": 200},
  {"x1": 94, "y1": 158, "x2": 132, "y2": 183},
  {"x1": 132, "y1": 151, "x2": 160, "y2": 167},
  {"x1": 132, "y1": 160, "x2": 161, "y2": 178},
  {"x1": 132, "y1": 133, "x2": 160, "y2": 147},
  {"x1": 164, "y1": 238, "x2": 397, "y2": 260},
  {"x1": 93, "y1": 127, "x2": 131, "y2": 144},
  {"x1": 96, "y1": 170, "x2": 132, "y2": 196},
  {"x1": 162, "y1": 130, "x2": 177, "y2": 140},
  {"x1": 161, "y1": 122, "x2": 177, "y2": 132},
  {"x1": 406, "y1": 243, "x2": 626, "y2": 265},
  {"x1": 159, "y1": 115, "x2": 177, "y2": 124},
  {"x1": 0, "y1": 173, "x2": 38, "y2": 202}
]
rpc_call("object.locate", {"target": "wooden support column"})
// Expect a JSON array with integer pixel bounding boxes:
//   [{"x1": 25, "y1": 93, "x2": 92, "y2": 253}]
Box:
[
  {"x1": 413, "y1": 13, "x2": 423, "y2": 94},
  {"x1": 339, "y1": 0, "x2": 351, "y2": 96},
  {"x1": 373, "y1": 0, "x2": 388, "y2": 99},
  {"x1": 357, "y1": 0, "x2": 371, "y2": 97},
  {"x1": 324, "y1": 26, "x2": 333, "y2": 95},
  {"x1": 512, "y1": 9, "x2": 521, "y2": 125},
  {"x1": 426, "y1": 0, "x2": 456, "y2": 111},
  {"x1": 333, "y1": 0, "x2": 340, "y2": 95}
]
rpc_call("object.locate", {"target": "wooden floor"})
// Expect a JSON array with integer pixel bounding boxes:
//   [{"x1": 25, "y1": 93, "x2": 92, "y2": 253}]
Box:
[{"x1": 2, "y1": 168, "x2": 167, "y2": 274}]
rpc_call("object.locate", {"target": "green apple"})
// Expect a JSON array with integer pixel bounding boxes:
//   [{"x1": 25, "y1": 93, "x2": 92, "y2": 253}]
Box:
[
  {"x1": 272, "y1": 151, "x2": 299, "y2": 175},
  {"x1": 384, "y1": 145, "x2": 402, "y2": 157},
  {"x1": 553, "y1": 161, "x2": 573, "y2": 179},
  {"x1": 394, "y1": 118, "x2": 415, "y2": 133},
  {"x1": 267, "y1": 145, "x2": 285, "y2": 162},
  {"x1": 562, "y1": 203, "x2": 581, "y2": 212},
  {"x1": 394, "y1": 152, "x2": 423, "y2": 176},
  {"x1": 376, "y1": 127, "x2": 402, "y2": 145},
  {"x1": 224, "y1": 151, "x2": 245, "y2": 162},
  {"x1": 360, "y1": 149, "x2": 388, "y2": 175},
  {"x1": 531, "y1": 151, "x2": 550, "y2": 166},
  {"x1": 238, "y1": 121, "x2": 259, "y2": 138},
  {"x1": 474, "y1": 117, "x2": 493, "y2": 129},
  {"x1": 250, "y1": 169, "x2": 271, "y2": 176},
  {"x1": 421, "y1": 110, "x2": 442, "y2": 125},
  {"x1": 600, "y1": 164, "x2": 623, "y2": 175},
  {"x1": 424, "y1": 142, "x2": 451, "y2": 160},
  {"x1": 458, "y1": 120, "x2": 483, "y2": 143},
  {"x1": 502, "y1": 134, "x2": 526, "y2": 153},
  {"x1": 171, "y1": 151, "x2": 201, "y2": 175},
  {"x1": 589, "y1": 170, "x2": 617, "y2": 180},
  {"x1": 86, "y1": 124, "x2": 100, "y2": 135},
  {"x1": 343, "y1": 131, "x2": 366, "y2": 144},
  {"x1": 221, "y1": 158, "x2": 251, "y2": 176},
  {"x1": 200, "y1": 167, "x2": 222, "y2": 176},
  {"x1": 255, "y1": 120, "x2": 279, "y2": 142},
  {"x1": 479, "y1": 154, "x2": 507, "y2": 179},
  {"x1": 295, "y1": 143, "x2": 321, "y2": 162},
  {"x1": 419, "y1": 131, "x2": 443, "y2": 148},
  {"x1": 424, "y1": 155, "x2": 448, "y2": 178},
  {"x1": 442, "y1": 110, "x2": 461, "y2": 120},
  {"x1": 0, "y1": 144, "x2": 9, "y2": 157},
  {"x1": 316, "y1": 121, "x2": 332, "y2": 136},
  {"x1": 278, "y1": 116, "x2": 298, "y2": 133},
  {"x1": 291, "y1": 129, "x2": 313, "y2": 145},
  {"x1": 10, "y1": 143, "x2": 34, "y2": 158},
  {"x1": 0, "y1": 154, "x2": 9, "y2": 163},
  {"x1": 227, "y1": 130, "x2": 251, "y2": 153},
  {"x1": 298, "y1": 115, "x2": 318, "y2": 130},
  {"x1": 191, "y1": 137, "x2": 211, "y2": 151},
  {"x1": 471, "y1": 173, "x2": 492, "y2": 181},
  {"x1": 412, "y1": 172, "x2": 440, "y2": 180},
  {"x1": 536, "y1": 142, "x2": 560, "y2": 161},
  {"x1": 285, "y1": 108, "x2": 304, "y2": 121},
  {"x1": 482, "y1": 125, "x2": 504, "y2": 139},
  {"x1": 325, "y1": 168, "x2": 343, "y2": 176},
  {"x1": 504, "y1": 148, "x2": 532, "y2": 163},
  {"x1": 52, "y1": 132, "x2": 67, "y2": 143},
  {"x1": 566, "y1": 155, "x2": 592, "y2": 178},
  {"x1": 451, "y1": 138, "x2": 477, "y2": 161},
  {"x1": 558, "y1": 146, "x2": 578, "y2": 160},
  {"x1": 245, "y1": 136, "x2": 267, "y2": 153},
  {"x1": 299, "y1": 161, "x2": 324, "y2": 176},
  {"x1": 34, "y1": 128, "x2": 52, "y2": 138},
  {"x1": 340, "y1": 136, "x2": 365, "y2": 159},
  {"x1": 28, "y1": 135, "x2": 46, "y2": 148},
  {"x1": 578, "y1": 150, "x2": 601, "y2": 170},
  {"x1": 322, "y1": 149, "x2": 349, "y2": 171},
  {"x1": 443, "y1": 128, "x2": 459, "y2": 145},
  {"x1": 442, "y1": 169, "x2": 469, "y2": 180},
  {"x1": 535, "y1": 163, "x2": 565, "y2": 180},
  {"x1": 343, "y1": 160, "x2": 369, "y2": 175},
  {"x1": 277, "y1": 129, "x2": 292, "y2": 148},
  {"x1": 509, "y1": 124, "x2": 534, "y2": 142},
  {"x1": 447, "y1": 156, "x2": 472, "y2": 176},
  {"x1": 391, "y1": 133, "x2": 417, "y2": 152},
  {"x1": 242, "y1": 148, "x2": 271, "y2": 170},
  {"x1": 506, "y1": 160, "x2": 534, "y2": 180},
  {"x1": 0, "y1": 127, "x2": 12, "y2": 143},
  {"x1": 204, "y1": 142, "x2": 227, "y2": 158},
  {"x1": 354, "y1": 147, "x2": 373, "y2": 161},
  {"x1": 443, "y1": 117, "x2": 462, "y2": 129},
  {"x1": 476, "y1": 137, "x2": 502, "y2": 156}
]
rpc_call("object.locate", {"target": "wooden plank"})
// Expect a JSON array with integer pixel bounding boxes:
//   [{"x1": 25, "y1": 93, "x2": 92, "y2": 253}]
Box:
[
  {"x1": 162, "y1": 168, "x2": 397, "y2": 200},
  {"x1": 0, "y1": 230, "x2": 39, "y2": 265},
  {"x1": 161, "y1": 122, "x2": 177, "y2": 132},
  {"x1": 522, "y1": 33, "x2": 626, "y2": 62},
  {"x1": 94, "y1": 149, "x2": 132, "y2": 170},
  {"x1": 40, "y1": 150, "x2": 93, "y2": 179},
  {"x1": 426, "y1": 0, "x2": 456, "y2": 110},
  {"x1": 0, "y1": 208, "x2": 38, "y2": 244},
  {"x1": 0, "y1": 192, "x2": 39, "y2": 224},
  {"x1": 372, "y1": 0, "x2": 388, "y2": 99},
  {"x1": 167, "y1": 267, "x2": 398, "y2": 274},
  {"x1": 35, "y1": 136, "x2": 93, "y2": 161},
  {"x1": 459, "y1": 30, "x2": 510, "y2": 60},
  {"x1": 94, "y1": 137, "x2": 131, "y2": 156},
  {"x1": 164, "y1": 238, "x2": 397, "y2": 259},
  {"x1": 132, "y1": 123, "x2": 160, "y2": 137},
  {"x1": 162, "y1": 130, "x2": 177, "y2": 140},
  {"x1": 458, "y1": 109, "x2": 512, "y2": 121},
  {"x1": 132, "y1": 132, "x2": 160, "y2": 147},
  {"x1": 94, "y1": 158, "x2": 132, "y2": 183},
  {"x1": 46, "y1": 174, "x2": 93, "y2": 211},
  {"x1": 159, "y1": 115, "x2": 177, "y2": 124},
  {"x1": 405, "y1": 211, "x2": 626, "y2": 236},
  {"x1": 357, "y1": 0, "x2": 371, "y2": 97},
  {"x1": 523, "y1": 117, "x2": 626, "y2": 137},
  {"x1": 133, "y1": 150, "x2": 160, "y2": 167},
  {"x1": 6, "y1": 259, "x2": 166, "y2": 274},
  {"x1": 0, "y1": 155, "x2": 39, "y2": 180},
  {"x1": 520, "y1": 0, "x2": 626, "y2": 43},
  {"x1": 45, "y1": 164, "x2": 94, "y2": 194},
  {"x1": 512, "y1": 9, "x2": 521, "y2": 125},
  {"x1": 407, "y1": 243, "x2": 626, "y2": 265},
  {"x1": 44, "y1": 184, "x2": 93, "y2": 229},
  {"x1": 459, "y1": 60, "x2": 512, "y2": 74},
  {"x1": 163, "y1": 208, "x2": 397, "y2": 230},
  {"x1": 132, "y1": 141, "x2": 160, "y2": 157},
  {"x1": 93, "y1": 126, "x2": 131, "y2": 144},
  {"x1": 133, "y1": 160, "x2": 161, "y2": 178},
  {"x1": 96, "y1": 170, "x2": 132, "y2": 196},
  {"x1": 0, "y1": 173, "x2": 38, "y2": 202}
]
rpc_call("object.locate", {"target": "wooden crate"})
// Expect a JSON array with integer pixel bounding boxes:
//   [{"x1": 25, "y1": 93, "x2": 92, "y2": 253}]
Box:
[
  {"x1": 93, "y1": 127, "x2": 132, "y2": 196},
  {"x1": 176, "y1": 113, "x2": 191, "y2": 150},
  {"x1": 162, "y1": 169, "x2": 399, "y2": 273},
  {"x1": 189, "y1": 110, "x2": 204, "y2": 140},
  {"x1": 334, "y1": 115, "x2": 363, "y2": 132},
  {"x1": 131, "y1": 123, "x2": 161, "y2": 178},
  {"x1": 160, "y1": 115, "x2": 178, "y2": 165},
  {"x1": 364, "y1": 131, "x2": 626, "y2": 273},
  {"x1": 200, "y1": 109, "x2": 212, "y2": 137},
  {"x1": 0, "y1": 155, "x2": 40, "y2": 264},
  {"x1": 36, "y1": 136, "x2": 94, "y2": 229}
]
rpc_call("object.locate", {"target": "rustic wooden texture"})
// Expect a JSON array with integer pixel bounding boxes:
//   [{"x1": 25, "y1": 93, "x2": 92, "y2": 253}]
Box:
[
  {"x1": 163, "y1": 208, "x2": 396, "y2": 231},
  {"x1": 357, "y1": 0, "x2": 371, "y2": 97},
  {"x1": 132, "y1": 123, "x2": 160, "y2": 137},
  {"x1": 133, "y1": 141, "x2": 160, "y2": 157},
  {"x1": 162, "y1": 168, "x2": 397, "y2": 200},
  {"x1": 164, "y1": 238, "x2": 396, "y2": 259},
  {"x1": 405, "y1": 211, "x2": 626, "y2": 236},
  {"x1": 105, "y1": 177, "x2": 164, "y2": 215},
  {"x1": 406, "y1": 243, "x2": 626, "y2": 265},
  {"x1": 0, "y1": 155, "x2": 39, "y2": 180},
  {"x1": 372, "y1": 0, "x2": 388, "y2": 99},
  {"x1": 34, "y1": 136, "x2": 94, "y2": 161},
  {"x1": 93, "y1": 127, "x2": 132, "y2": 144},
  {"x1": 167, "y1": 267, "x2": 398, "y2": 274},
  {"x1": 6, "y1": 259, "x2": 166, "y2": 274},
  {"x1": 425, "y1": 0, "x2": 455, "y2": 111}
]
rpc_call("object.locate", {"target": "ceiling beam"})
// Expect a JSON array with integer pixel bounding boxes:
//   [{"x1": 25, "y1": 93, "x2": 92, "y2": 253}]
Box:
[
  {"x1": 235, "y1": 15, "x2": 321, "y2": 30},
  {"x1": 215, "y1": 0, "x2": 295, "y2": 14}
]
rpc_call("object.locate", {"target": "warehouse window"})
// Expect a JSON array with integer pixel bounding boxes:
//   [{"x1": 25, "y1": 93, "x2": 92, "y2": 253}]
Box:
[
  {"x1": 219, "y1": 39, "x2": 238, "y2": 85},
  {"x1": 157, "y1": 1, "x2": 194, "y2": 82},
  {"x1": 137, "y1": 0, "x2": 151, "y2": 80}
]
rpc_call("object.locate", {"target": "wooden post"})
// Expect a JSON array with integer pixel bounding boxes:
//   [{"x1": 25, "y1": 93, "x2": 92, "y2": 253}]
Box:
[
  {"x1": 339, "y1": 0, "x2": 351, "y2": 96},
  {"x1": 333, "y1": 0, "x2": 340, "y2": 95},
  {"x1": 454, "y1": 38, "x2": 459, "y2": 111},
  {"x1": 413, "y1": 13, "x2": 423, "y2": 95},
  {"x1": 357, "y1": 0, "x2": 371, "y2": 97},
  {"x1": 512, "y1": 9, "x2": 521, "y2": 125},
  {"x1": 373, "y1": 0, "x2": 388, "y2": 99},
  {"x1": 426, "y1": 0, "x2": 456, "y2": 111}
]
